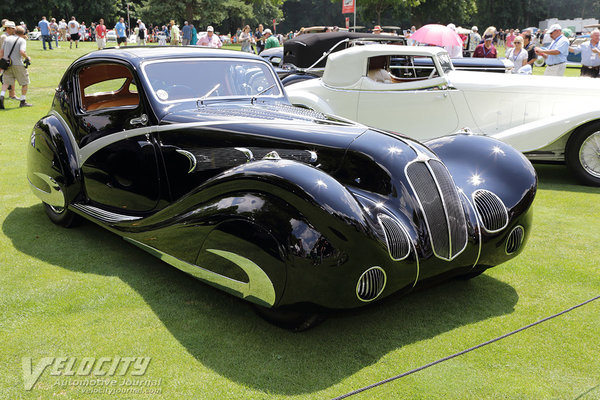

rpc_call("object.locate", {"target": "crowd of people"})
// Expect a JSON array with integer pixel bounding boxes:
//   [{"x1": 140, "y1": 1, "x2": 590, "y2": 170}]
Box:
[{"x1": 2, "y1": 14, "x2": 599, "y2": 111}]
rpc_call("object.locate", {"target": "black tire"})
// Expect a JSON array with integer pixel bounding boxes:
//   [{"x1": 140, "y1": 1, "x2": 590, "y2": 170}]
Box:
[
  {"x1": 253, "y1": 304, "x2": 327, "y2": 332},
  {"x1": 43, "y1": 203, "x2": 80, "y2": 228},
  {"x1": 565, "y1": 122, "x2": 600, "y2": 186}
]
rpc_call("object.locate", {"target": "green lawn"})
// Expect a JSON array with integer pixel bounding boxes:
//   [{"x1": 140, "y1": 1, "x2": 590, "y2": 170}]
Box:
[{"x1": 1, "y1": 41, "x2": 599, "y2": 399}]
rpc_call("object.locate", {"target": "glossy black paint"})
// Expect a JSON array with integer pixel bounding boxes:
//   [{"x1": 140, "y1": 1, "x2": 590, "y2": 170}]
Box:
[{"x1": 27, "y1": 47, "x2": 536, "y2": 311}]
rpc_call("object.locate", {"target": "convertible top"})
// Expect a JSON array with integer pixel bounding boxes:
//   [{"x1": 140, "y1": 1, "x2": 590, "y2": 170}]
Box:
[{"x1": 284, "y1": 32, "x2": 405, "y2": 68}]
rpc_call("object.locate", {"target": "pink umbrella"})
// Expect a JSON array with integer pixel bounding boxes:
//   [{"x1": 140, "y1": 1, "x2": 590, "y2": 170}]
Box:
[{"x1": 409, "y1": 24, "x2": 463, "y2": 47}]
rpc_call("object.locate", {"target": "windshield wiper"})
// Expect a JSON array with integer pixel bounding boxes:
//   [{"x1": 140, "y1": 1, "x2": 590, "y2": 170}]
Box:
[
  {"x1": 250, "y1": 84, "x2": 276, "y2": 105},
  {"x1": 197, "y1": 83, "x2": 221, "y2": 107}
]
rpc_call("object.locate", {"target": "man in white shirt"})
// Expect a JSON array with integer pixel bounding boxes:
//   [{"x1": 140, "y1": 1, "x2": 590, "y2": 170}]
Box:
[
  {"x1": 0, "y1": 26, "x2": 32, "y2": 108},
  {"x1": 67, "y1": 16, "x2": 80, "y2": 49},
  {"x1": 569, "y1": 29, "x2": 600, "y2": 78}
]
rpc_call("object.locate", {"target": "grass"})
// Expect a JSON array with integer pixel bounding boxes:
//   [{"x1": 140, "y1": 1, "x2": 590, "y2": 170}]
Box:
[{"x1": 1, "y1": 41, "x2": 599, "y2": 399}]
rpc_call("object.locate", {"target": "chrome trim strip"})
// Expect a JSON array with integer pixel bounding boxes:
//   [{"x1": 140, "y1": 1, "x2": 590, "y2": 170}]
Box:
[
  {"x1": 175, "y1": 149, "x2": 197, "y2": 173},
  {"x1": 123, "y1": 239, "x2": 276, "y2": 307},
  {"x1": 78, "y1": 126, "x2": 154, "y2": 164},
  {"x1": 460, "y1": 190, "x2": 482, "y2": 271},
  {"x1": 28, "y1": 173, "x2": 65, "y2": 207},
  {"x1": 71, "y1": 204, "x2": 142, "y2": 223}
]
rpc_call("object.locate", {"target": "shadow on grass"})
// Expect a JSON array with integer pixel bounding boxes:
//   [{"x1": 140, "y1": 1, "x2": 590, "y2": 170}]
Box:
[
  {"x1": 533, "y1": 162, "x2": 600, "y2": 194},
  {"x1": 4, "y1": 204, "x2": 518, "y2": 395}
]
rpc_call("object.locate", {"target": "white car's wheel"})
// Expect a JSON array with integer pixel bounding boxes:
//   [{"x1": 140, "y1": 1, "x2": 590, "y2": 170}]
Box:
[
  {"x1": 534, "y1": 56, "x2": 546, "y2": 67},
  {"x1": 566, "y1": 123, "x2": 600, "y2": 186}
]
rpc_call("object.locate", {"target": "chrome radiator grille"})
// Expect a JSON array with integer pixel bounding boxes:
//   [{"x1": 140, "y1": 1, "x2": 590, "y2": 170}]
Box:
[{"x1": 406, "y1": 160, "x2": 468, "y2": 260}]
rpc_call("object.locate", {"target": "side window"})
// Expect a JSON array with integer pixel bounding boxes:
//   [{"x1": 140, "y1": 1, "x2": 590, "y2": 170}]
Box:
[
  {"x1": 78, "y1": 63, "x2": 140, "y2": 112},
  {"x1": 367, "y1": 55, "x2": 440, "y2": 83}
]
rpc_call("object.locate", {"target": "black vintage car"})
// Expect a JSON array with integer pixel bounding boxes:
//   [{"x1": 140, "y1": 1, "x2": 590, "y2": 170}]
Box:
[{"x1": 28, "y1": 47, "x2": 536, "y2": 330}]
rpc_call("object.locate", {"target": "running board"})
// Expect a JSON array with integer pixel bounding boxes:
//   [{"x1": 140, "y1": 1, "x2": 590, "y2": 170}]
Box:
[{"x1": 72, "y1": 204, "x2": 143, "y2": 223}]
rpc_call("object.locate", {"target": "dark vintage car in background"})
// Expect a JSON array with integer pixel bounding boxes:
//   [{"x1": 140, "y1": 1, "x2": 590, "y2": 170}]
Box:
[
  {"x1": 261, "y1": 32, "x2": 513, "y2": 85},
  {"x1": 27, "y1": 47, "x2": 536, "y2": 330}
]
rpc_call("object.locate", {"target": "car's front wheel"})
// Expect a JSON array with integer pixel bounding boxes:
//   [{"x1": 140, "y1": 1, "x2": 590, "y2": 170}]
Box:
[
  {"x1": 566, "y1": 122, "x2": 600, "y2": 186},
  {"x1": 253, "y1": 304, "x2": 327, "y2": 332},
  {"x1": 43, "y1": 203, "x2": 80, "y2": 228}
]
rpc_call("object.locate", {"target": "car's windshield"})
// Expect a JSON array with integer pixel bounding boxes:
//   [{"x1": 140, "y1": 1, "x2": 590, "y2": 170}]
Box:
[
  {"x1": 437, "y1": 53, "x2": 454, "y2": 74},
  {"x1": 142, "y1": 58, "x2": 283, "y2": 103}
]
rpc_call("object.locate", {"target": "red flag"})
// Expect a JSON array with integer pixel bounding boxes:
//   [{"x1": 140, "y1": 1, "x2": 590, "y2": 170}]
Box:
[
  {"x1": 342, "y1": 0, "x2": 355, "y2": 14},
  {"x1": 345, "y1": 17, "x2": 350, "y2": 29}
]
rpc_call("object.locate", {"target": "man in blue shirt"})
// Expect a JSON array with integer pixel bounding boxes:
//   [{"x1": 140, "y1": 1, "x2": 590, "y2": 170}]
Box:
[
  {"x1": 38, "y1": 16, "x2": 52, "y2": 50},
  {"x1": 115, "y1": 17, "x2": 127, "y2": 47},
  {"x1": 569, "y1": 29, "x2": 600, "y2": 78},
  {"x1": 535, "y1": 24, "x2": 569, "y2": 76},
  {"x1": 181, "y1": 21, "x2": 192, "y2": 46}
]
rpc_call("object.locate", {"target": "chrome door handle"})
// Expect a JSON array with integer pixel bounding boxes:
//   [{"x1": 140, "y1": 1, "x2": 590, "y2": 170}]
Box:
[
  {"x1": 130, "y1": 114, "x2": 148, "y2": 126},
  {"x1": 176, "y1": 149, "x2": 197, "y2": 173}
]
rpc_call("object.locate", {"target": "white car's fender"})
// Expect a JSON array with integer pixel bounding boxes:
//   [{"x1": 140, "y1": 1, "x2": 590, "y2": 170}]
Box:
[
  {"x1": 287, "y1": 85, "x2": 336, "y2": 115},
  {"x1": 491, "y1": 109, "x2": 600, "y2": 153}
]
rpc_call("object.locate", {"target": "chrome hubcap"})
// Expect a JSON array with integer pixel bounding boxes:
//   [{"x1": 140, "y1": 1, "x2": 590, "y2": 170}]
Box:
[{"x1": 579, "y1": 131, "x2": 600, "y2": 178}]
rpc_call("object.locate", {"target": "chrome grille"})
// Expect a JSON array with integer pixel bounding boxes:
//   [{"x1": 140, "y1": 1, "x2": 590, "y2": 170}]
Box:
[
  {"x1": 377, "y1": 214, "x2": 410, "y2": 260},
  {"x1": 406, "y1": 160, "x2": 468, "y2": 260},
  {"x1": 473, "y1": 190, "x2": 509, "y2": 232},
  {"x1": 356, "y1": 267, "x2": 386, "y2": 302},
  {"x1": 506, "y1": 226, "x2": 524, "y2": 254}
]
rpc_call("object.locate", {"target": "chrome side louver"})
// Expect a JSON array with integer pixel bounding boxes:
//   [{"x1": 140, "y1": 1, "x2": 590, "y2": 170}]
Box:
[
  {"x1": 472, "y1": 190, "x2": 509, "y2": 233},
  {"x1": 377, "y1": 214, "x2": 410, "y2": 261},
  {"x1": 356, "y1": 267, "x2": 386, "y2": 302},
  {"x1": 506, "y1": 226, "x2": 524, "y2": 254}
]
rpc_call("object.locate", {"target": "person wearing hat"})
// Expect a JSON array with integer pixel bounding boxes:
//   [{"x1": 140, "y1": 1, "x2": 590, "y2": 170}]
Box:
[
  {"x1": 0, "y1": 20, "x2": 17, "y2": 101},
  {"x1": 535, "y1": 24, "x2": 569, "y2": 76},
  {"x1": 373, "y1": 25, "x2": 382, "y2": 34},
  {"x1": 569, "y1": 28, "x2": 600, "y2": 78},
  {"x1": 0, "y1": 25, "x2": 32, "y2": 109},
  {"x1": 473, "y1": 31, "x2": 497, "y2": 58},
  {"x1": 467, "y1": 26, "x2": 481, "y2": 56},
  {"x1": 197, "y1": 26, "x2": 222, "y2": 48},
  {"x1": 263, "y1": 29, "x2": 279, "y2": 49}
]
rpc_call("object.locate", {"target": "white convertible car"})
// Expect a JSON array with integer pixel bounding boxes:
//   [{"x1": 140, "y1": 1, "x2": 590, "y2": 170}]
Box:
[{"x1": 286, "y1": 45, "x2": 600, "y2": 185}]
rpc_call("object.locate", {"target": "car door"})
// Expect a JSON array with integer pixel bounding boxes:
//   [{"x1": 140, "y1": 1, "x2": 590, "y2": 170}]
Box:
[
  {"x1": 356, "y1": 54, "x2": 460, "y2": 140},
  {"x1": 70, "y1": 61, "x2": 161, "y2": 213}
]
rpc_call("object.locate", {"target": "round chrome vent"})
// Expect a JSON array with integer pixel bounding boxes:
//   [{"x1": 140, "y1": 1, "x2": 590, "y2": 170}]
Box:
[
  {"x1": 472, "y1": 190, "x2": 509, "y2": 233},
  {"x1": 506, "y1": 225, "x2": 525, "y2": 255},
  {"x1": 377, "y1": 214, "x2": 410, "y2": 261},
  {"x1": 356, "y1": 267, "x2": 386, "y2": 302}
]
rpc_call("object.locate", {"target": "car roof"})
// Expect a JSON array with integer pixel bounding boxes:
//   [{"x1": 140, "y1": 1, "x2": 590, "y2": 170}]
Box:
[
  {"x1": 75, "y1": 46, "x2": 263, "y2": 68},
  {"x1": 322, "y1": 44, "x2": 447, "y2": 87}
]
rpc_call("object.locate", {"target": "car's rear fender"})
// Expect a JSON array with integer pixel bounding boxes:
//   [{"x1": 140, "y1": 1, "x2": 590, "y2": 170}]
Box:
[
  {"x1": 27, "y1": 114, "x2": 81, "y2": 208},
  {"x1": 490, "y1": 109, "x2": 600, "y2": 153}
]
